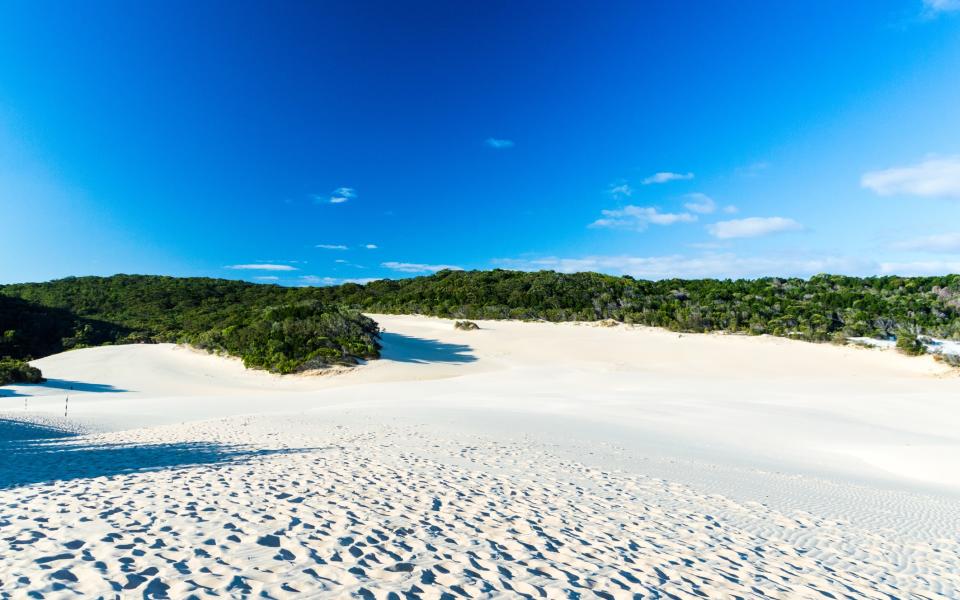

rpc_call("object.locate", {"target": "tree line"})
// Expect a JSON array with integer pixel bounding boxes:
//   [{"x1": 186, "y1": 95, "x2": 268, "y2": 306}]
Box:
[
  {"x1": 310, "y1": 269, "x2": 960, "y2": 342},
  {"x1": 1, "y1": 275, "x2": 380, "y2": 377},
  {"x1": 3, "y1": 270, "x2": 959, "y2": 383}
]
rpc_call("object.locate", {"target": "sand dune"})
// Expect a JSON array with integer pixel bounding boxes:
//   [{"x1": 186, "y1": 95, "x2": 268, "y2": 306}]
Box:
[{"x1": 1, "y1": 315, "x2": 959, "y2": 597}]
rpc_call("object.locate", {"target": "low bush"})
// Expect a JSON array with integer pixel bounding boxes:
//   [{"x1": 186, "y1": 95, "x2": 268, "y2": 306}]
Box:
[
  {"x1": 895, "y1": 332, "x2": 925, "y2": 356},
  {"x1": 0, "y1": 358, "x2": 43, "y2": 385}
]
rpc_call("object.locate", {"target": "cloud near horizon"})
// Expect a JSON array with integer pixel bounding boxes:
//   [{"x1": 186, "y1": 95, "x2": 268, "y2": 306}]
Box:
[
  {"x1": 492, "y1": 253, "x2": 875, "y2": 280},
  {"x1": 861, "y1": 156, "x2": 960, "y2": 198},
  {"x1": 892, "y1": 232, "x2": 960, "y2": 253},
  {"x1": 707, "y1": 217, "x2": 802, "y2": 239},
  {"x1": 225, "y1": 263, "x2": 299, "y2": 271},
  {"x1": 642, "y1": 171, "x2": 694, "y2": 185},
  {"x1": 485, "y1": 138, "x2": 514, "y2": 149},
  {"x1": 299, "y1": 275, "x2": 381, "y2": 286},
  {"x1": 590, "y1": 205, "x2": 696, "y2": 230},
  {"x1": 880, "y1": 260, "x2": 960, "y2": 275},
  {"x1": 382, "y1": 261, "x2": 463, "y2": 273}
]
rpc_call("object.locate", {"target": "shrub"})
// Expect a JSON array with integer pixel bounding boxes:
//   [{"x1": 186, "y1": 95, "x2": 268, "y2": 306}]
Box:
[
  {"x1": 0, "y1": 358, "x2": 43, "y2": 385},
  {"x1": 895, "y1": 332, "x2": 925, "y2": 356},
  {"x1": 454, "y1": 320, "x2": 480, "y2": 331}
]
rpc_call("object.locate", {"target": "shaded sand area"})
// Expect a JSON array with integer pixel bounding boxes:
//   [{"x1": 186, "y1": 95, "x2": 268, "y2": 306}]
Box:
[{"x1": 2, "y1": 315, "x2": 959, "y2": 597}]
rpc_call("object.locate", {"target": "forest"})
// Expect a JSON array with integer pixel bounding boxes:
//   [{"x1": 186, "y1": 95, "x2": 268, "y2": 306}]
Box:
[
  {"x1": 312, "y1": 269, "x2": 960, "y2": 342},
  {"x1": 3, "y1": 270, "x2": 959, "y2": 383},
  {"x1": 0, "y1": 275, "x2": 381, "y2": 377}
]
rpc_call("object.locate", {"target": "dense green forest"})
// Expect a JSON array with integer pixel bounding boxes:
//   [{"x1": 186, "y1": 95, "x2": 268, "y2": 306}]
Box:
[
  {"x1": 308, "y1": 269, "x2": 960, "y2": 342},
  {"x1": 2, "y1": 271, "x2": 959, "y2": 379},
  {"x1": 1, "y1": 276, "x2": 380, "y2": 374}
]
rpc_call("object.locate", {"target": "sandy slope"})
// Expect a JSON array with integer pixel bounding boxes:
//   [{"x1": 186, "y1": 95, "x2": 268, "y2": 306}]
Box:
[{"x1": 1, "y1": 315, "x2": 959, "y2": 598}]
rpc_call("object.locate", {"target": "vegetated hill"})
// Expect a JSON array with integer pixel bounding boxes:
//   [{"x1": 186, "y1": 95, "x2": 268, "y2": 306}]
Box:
[
  {"x1": 309, "y1": 269, "x2": 960, "y2": 342},
  {"x1": 0, "y1": 275, "x2": 380, "y2": 374},
  {"x1": 4, "y1": 271, "x2": 960, "y2": 373}
]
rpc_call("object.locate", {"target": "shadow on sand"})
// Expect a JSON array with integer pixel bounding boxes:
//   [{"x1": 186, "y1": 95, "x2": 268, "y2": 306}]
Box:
[
  {"x1": 0, "y1": 419, "x2": 320, "y2": 489},
  {"x1": 24, "y1": 379, "x2": 130, "y2": 394},
  {"x1": 379, "y1": 332, "x2": 477, "y2": 364}
]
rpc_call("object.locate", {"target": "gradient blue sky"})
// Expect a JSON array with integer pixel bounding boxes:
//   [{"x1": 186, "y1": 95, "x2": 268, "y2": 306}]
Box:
[{"x1": 2, "y1": 0, "x2": 960, "y2": 285}]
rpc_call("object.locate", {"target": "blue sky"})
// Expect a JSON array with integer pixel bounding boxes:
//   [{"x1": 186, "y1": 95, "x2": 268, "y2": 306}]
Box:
[{"x1": 2, "y1": 0, "x2": 960, "y2": 285}]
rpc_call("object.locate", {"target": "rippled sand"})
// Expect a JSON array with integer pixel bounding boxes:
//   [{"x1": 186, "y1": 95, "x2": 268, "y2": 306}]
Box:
[{"x1": 2, "y1": 315, "x2": 959, "y2": 597}]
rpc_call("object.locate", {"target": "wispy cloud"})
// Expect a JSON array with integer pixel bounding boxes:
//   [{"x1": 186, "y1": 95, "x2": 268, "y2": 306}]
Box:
[
  {"x1": 683, "y1": 193, "x2": 717, "y2": 214},
  {"x1": 254, "y1": 276, "x2": 280, "y2": 281},
  {"x1": 590, "y1": 205, "x2": 696, "y2": 231},
  {"x1": 316, "y1": 244, "x2": 348, "y2": 250},
  {"x1": 892, "y1": 232, "x2": 960, "y2": 253},
  {"x1": 707, "y1": 216, "x2": 802, "y2": 239},
  {"x1": 735, "y1": 161, "x2": 769, "y2": 178},
  {"x1": 493, "y1": 253, "x2": 872, "y2": 280},
  {"x1": 641, "y1": 171, "x2": 694, "y2": 185},
  {"x1": 326, "y1": 187, "x2": 357, "y2": 204},
  {"x1": 485, "y1": 138, "x2": 514, "y2": 149},
  {"x1": 225, "y1": 263, "x2": 299, "y2": 271},
  {"x1": 382, "y1": 261, "x2": 463, "y2": 273},
  {"x1": 608, "y1": 182, "x2": 633, "y2": 199},
  {"x1": 364, "y1": 244, "x2": 378, "y2": 249},
  {"x1": 861, "y1": 156, "x2": 960, "y2": 198},
  {"x1": 923, "y1": 0, "x2": 960, "y2": 15}
]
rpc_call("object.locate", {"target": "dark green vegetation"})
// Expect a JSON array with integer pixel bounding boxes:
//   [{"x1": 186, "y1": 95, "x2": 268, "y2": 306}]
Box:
[
  {"x1": 454, "y1": 320, "x2": 480, "y2": 331},
  {"x1": 896, "y1": 332, "x2": 926, "y2": 356},
  {"x1": 310, "y1": 269, "x2": 960, "y2": 342},
  {"x1": 0, "y1": 358, "x2": 43, "y2": 386},
  {"x1": 3, "y1": 271, "x2": 960, "y2": 377},
  {"x1": 1, "y1": 276, "x2": 380, "y2": 374}
]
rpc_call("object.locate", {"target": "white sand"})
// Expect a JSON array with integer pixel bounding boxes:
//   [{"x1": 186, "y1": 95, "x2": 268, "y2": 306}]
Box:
[{"x1": 1, "y1": 314, "x2": 959, "y2": 597}]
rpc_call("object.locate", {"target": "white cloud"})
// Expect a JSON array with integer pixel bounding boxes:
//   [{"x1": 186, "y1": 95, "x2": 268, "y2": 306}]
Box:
[
  {"x1": 316, "y1": 244, "x2": 348, "y2": 250},
  {"x1": 225, "y1": 263, "x2": 298, "y2": 271},
  {"x1": 485, "y1": 138, "x2": 514, "y2": 149},
  {"x1": 364, "y1": 244, "x2": 378, "y2": 249},
  {"x1": 892, "y1": 232, "x2": 960, "y2": 253},
  {"x1": 707, "y1": 216, "x2": 802, "y2": 239},
  {"x1": 382, "y1": 261, "x2": 463, "y2": 273},
  {"x1": 590, "y1": 205, "x2": 696, "y2": 231},
  {"x1": 609, "y1": 183, "x2": 633, "y2": 198},
  {"x1": 861, "y1": 156, "x2": 960, "y2": 198},
  {"x1": 641, "y1": 171, "x2": 694, "y2": 185},
  {"x1": 923, "y1": 0, "x2": 960, "y2": 14},
  {"x1": 493, "y1": 253, "x2": 873, "y2": 280},
  {"x1": 722, "y1": 205, "x2": 738, "y2": 214},
  {"x1": 880, "y1": 260, "x2": 960, "y2": 275},
  {"x1": 334, "y1": 259, "x2": 348, "y2": 263},
  {"x1": 254, "y1": 276, "x2": 280, "y2": 281},
  {"x1": 683, "y1": 193, "x2": 716, "y2": 214},
  {"x1": 326, "y1": 187, "x2": 357, "y2": 204}
]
